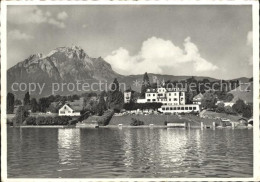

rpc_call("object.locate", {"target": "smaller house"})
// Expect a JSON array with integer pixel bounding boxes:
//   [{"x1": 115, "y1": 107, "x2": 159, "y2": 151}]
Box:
[
  {"x1": 193, "y1": 93, "x2": 204, "y2": 105},
  {"x1": 59, "y1": 104, "x2": 81, "y2": 116},
  {"x1": 124, "y1": 87, "x2": 135, "y2": 103},
  {"x1": 58, "y1": 97, "x2": 84, "y2": 116},
  {"x1": 238, "y1": 118, "x2": 248, "y2": 126}
]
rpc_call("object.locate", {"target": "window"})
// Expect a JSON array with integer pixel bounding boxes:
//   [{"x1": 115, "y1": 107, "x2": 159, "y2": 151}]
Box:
[
  {"x1": 181, "y1": 107, "x2": 184, "y2": 110},
  {"x1": 185, "y1": 107, "x2": 188, "y2": 110},
  {"x1": 153, "y1": 94, "x2": 155, "y2": 96},
  {"x1": 169, "y1": 99, "x2": 171, "y2": 101},
  {"x1": 166, "y1": 107, "x2": 169, "y2": 110},
  {"x1": 152, "y1": 99, "x2": 156, "y2": 102},
  {"x1": 173, "y1": 107, "x2": 176, "y2": 110},
  {"x1": 147, "y1": 94, "x2": 150, "y2": 96},
  {"x1": 169, "y1": 93, "x2": 171, "y2": 96},
  {"x1": 174, "y1": 93, "x2": 177, "y2": 96},
  {"x1": 193, "y1": 107, "x2": 196, "y2": 110},
  {"x1": 189, "y1": 107, "x2": 192, "y2": 110},
  {"x1": 174, "y1": 98, "x2": 177, "y2": 101},
  {"x1": 162, "y1": 107, "x2": 165, "y2": 110},
  {"x1": 177, "y1": 107, "x2": 180, "y2": 110},
  {"x1": 147, "y1": 99, "x2": 150, "y2": 101},
  {"x1": 170, "y1": 107, "x2": 173, "y2": 110}
]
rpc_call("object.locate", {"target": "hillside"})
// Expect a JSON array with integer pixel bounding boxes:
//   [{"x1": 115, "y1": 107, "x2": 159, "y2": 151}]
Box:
[{"x1": 228, "y1": 82, "x2": 253, "y2": 104}]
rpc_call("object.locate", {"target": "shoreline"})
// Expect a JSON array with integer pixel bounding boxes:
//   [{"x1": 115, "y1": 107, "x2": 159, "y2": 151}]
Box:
[{"x1": 9, "y1": 124, "x2": 253, "y2": 129}]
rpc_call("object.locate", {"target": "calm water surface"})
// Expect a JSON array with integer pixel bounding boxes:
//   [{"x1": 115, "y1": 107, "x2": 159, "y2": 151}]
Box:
[{"x1": 7, "y1": 127, "x2": 253, "y2": 178}]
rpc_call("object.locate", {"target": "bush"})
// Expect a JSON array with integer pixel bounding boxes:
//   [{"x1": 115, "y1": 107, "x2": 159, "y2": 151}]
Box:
[
  {"x1": 13, "y1": 106, "x2": 29, "y2": 126},
  {"x1": 130, "y1": 118, "x2": 144, "y2": 126},
  {"x1": 25, "y1": 117, "x2": 36, "y2": 125},
  {"x1": 7, "y1": 119, "x2": 13, "y2": 126},
  {"x1": 242, "y1": 104, "x2": 253, "y2": 118},
  {"x1": 224, "y1": 106, "x2": 236, "y2": 115},
  {"x1": 25, "y1": 116, "x2": 72, "y2": 125},
  {"x1": 216, "y1": 103, "x2": 225, "y2": 113}
]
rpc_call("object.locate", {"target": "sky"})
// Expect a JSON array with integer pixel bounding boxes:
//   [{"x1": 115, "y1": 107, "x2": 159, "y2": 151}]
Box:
[{"x1": 7, "y1": 5, "x2": 253, "y2": 80}]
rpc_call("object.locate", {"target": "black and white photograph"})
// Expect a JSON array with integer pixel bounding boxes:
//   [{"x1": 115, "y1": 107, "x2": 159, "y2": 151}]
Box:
[{"x1": 1, "y1": 0, "x2": 259, "y2": 181}]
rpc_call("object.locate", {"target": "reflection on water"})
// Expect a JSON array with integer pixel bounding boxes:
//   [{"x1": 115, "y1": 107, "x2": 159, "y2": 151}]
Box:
[{"x1": 7, "y1": 128, "x2": 253, "y2": 178}]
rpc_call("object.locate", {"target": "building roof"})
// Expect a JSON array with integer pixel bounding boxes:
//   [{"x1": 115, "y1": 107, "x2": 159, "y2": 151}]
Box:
[
  {"x1": 238, "y1": 117, "x2": 247, "y2": 121},
  {"x1": 64, "y1": 98, "x2": 84, "y2": 112},
  {"x1": 146, "y1": 88, "x2": 157, "y2": 93},
  {"x1": 193, "y1": 93, "x2": 204, "y2": 100}
]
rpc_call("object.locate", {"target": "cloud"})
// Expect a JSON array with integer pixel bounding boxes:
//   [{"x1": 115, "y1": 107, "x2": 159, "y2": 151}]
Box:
[
  {"x1": 105, "y1": 36, "x2": 218, "y2": 75},
  {"x1": 8, "y1": 6, "x2": 67, "y2": 28},
  {"x1": 48, "y1": 18, "x2": 65, "y2": 29},
  {"x1": 8, "y1": 6, "x2": 47, "y2": 24},
  {"x1": 57, "y1": 11, "x2": 68, "y2": 20},
  {"x1": 8, "y1": 29, "x2": 33, "y2": 40}
]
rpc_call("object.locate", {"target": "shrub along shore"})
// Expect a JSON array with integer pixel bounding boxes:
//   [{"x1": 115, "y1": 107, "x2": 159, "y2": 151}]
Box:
[{"x1": 8, "y1": 111, "x2": 248, "y2": 128}]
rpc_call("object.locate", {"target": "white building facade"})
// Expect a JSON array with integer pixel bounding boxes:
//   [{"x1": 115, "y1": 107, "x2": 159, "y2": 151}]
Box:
[
  {"x1": 124, "y1": 91, "x2": 132, "y2": 103},
  {"x1": 140, "y1": 87, "x2": 185, "y2": 106},
  {"x1": 125, "y1": 86, "x2": 199, "y2": 114}
]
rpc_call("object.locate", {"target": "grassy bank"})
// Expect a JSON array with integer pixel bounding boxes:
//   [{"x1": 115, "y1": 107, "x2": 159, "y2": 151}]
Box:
[
  {"x1": 110, "y1": 114, "x2": 193, "y2": 126},
  {"x1": 202, "y1": 111, "x2": 242, "y2": 121},
  {"x1": 109, "y1": 113, "x2": 227, "y2": 127}
]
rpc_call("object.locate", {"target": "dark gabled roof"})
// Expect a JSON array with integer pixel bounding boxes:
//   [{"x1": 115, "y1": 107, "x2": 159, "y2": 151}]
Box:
[
  {"x1": 238, "y1": 117, "x2": 247, "y2": 121},
  {"x1": 63, "y1": 98, "x2": 84, "y2": 112}
]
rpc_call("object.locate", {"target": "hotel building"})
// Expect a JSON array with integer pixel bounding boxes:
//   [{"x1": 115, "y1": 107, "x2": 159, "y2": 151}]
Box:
[{"x1": 125, "y1": 86, "x2": 200, "y2": 113}]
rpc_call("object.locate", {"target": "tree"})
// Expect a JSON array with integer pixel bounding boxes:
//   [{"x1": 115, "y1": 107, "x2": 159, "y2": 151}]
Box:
[
  {"x1": 216, "y1": 103, "x2": 225, "y2": 113},
  {"x1": 232, "y1": 99, "x2": 246, "y2": 114},
  {"x1": 24, "y1": 92, "x2": 30, "y2": 106},
  {"x1": 111, "y1": 78, "x2": 119, "y2": 91},
  {"x1": 38, "y1": 97, "x2": 51, "y2": 112},
  {"x1": 224, "y1": 93, "x2": 234, "y2": 102},
  {"x1": 106, "y1": 91, "x2": 124, "y2": 112},
  {"x1": 107, "y1": 79, "x2": 124, "y2": 112},
  {"x1": 224, "y1": 106, "x2": 235, "y2": 115},
  {"x1": 95, "y1": 92, "x2": 107, "y2": 116},
  {"x1": 30, "y1": 98, "x2": 38, "y2": 113},
  {"x1": 14, "y1": 99, "x2": 22, "y2": 106},
  {"x1": 242, "y1": 104, "x2": 253, "y2": 118},
  {"x1": 7, "y1": 92, "x2": 15, "y2": 114},
  {"x1": 72, "y1": 94, "x2": 80, "y2": 100},
  {"x1": 201, "y1": 90, "x2": 217, "y2": 109},
  {"x1": 140, "y1": 72, "x2": 150, "y2": 98},
  {"x1": 13, "y1": 106, "x2": 29, "y2": 126}
]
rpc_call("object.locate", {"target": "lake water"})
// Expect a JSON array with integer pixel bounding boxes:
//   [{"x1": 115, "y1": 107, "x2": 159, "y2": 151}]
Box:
[{"x1": 7, "y1": 127, "x2": 253, "y2": 178}]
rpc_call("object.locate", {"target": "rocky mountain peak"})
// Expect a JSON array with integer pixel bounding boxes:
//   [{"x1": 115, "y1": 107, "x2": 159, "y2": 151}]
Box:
[{"x1": 7, "y1": 46, "x2": 122, "y2": 97}]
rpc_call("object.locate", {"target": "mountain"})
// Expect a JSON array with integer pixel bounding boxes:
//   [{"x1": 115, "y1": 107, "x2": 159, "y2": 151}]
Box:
[
  {"x1": 7, "y1": 46, "x2": 251, "y2": 99},
  {"x1": 7, "y1": 46, "x2": 121, "y2": 98}
]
